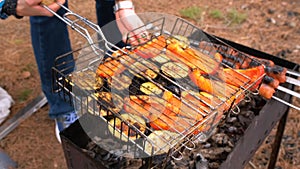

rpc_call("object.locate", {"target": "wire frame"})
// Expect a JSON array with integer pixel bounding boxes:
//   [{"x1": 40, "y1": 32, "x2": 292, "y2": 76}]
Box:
[{"x1": 52, "y1": 16, "x2": 266, "y2": 158}]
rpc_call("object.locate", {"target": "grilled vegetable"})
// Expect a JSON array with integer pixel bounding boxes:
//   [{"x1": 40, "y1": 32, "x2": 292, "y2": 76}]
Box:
[
  {"x1": 265, "y1": 65, "x2": 287, "y2": 83},
  {"x1": 220, "y1": 65, "x2": 265, "y2": 90},
  {"x1": 134, "y1": 35, "x2": 167, "y2": 59},
  {"x1": 263, "y1": 75, "x2": 280, "y2": 89},
  {"x1": 149, "y1": 108, "x2": 215, "y2": 135},
  {"x1": 161, "y1": 62, "x2": 189, "y2": 79},
  {"x1": 144, "y1": 130, "x2": 179, "y2": 155},
  {"x1": 123, "y1": 95, "x2": 167, "y2": 120},
  {"x1": 140, "y1": 82, "x2": 163, "y2": 95},
  {"x1": 67, "y1": 70, "x2": 103, "y2": 91},
  {"x1": 108, "y1": 113, "x2": 146, "y2": 142},
  {"x1": 107, "y1": 74, "x2": 132, "y2": 91},
  {"x1": 93, "y1": 92, "x2": 124, "y2": 114},
  {"x1": 189, "y1": 69, "x2": 239, "y2": 97},
  {"x1": 149, "y1": 113, "x2": 197, "y2": 133},
  {"x1": 240, "y1": 56, "x2": 275, "y2": 69},
  {"x1": 173, "y1": 35, "x2": 190, "y2": 48},
  {"x1": 151, "y1": 53, "x2": 170, "y2": 64},
  {"x1": 129, "y1": 60, "x2": 159, "y2": 79},
  {"x1": 166, "y1": 37, "x2": 222, "y2": 75},
  {"x1": 97, "y1": 59, "x2": 121, "y2": 78},
  {"x1": 258, "y1": 83, "x2": 276, "y2": 99},
  {"x1": 199, "y1": 91, "x2": 244, "y2": 113},
  {"x1": 162, "y1": 91, "x2": 205, "y2": 120},
  {"x1": 96, "y1": 55, "x2": 133, "y2": 78},
  {"x1": 96, "y1": 49, "x2": 139, "y2": 78}
]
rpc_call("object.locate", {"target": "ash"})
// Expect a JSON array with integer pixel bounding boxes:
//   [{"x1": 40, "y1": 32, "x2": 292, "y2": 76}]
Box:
[{"x1": 82, "y1": 95, "x2": 265, "y2": 169}]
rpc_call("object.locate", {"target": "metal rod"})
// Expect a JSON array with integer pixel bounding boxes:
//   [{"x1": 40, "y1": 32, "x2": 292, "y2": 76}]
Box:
[
  {"x1": 42, "y1": 3, "x2": 107, "y2": 56},
  {"x1": 286, "y1": 76, "x2": 300, "y2": 87},
  {"x1": 0, "y1": 93, "x2": 47, "y2": 140},
  {"x1": 287, "y1": 69, "x2": 300, "y2": 77},
  {"x1": 248, "y1": 161, "x2": 257, "y2": 169},
  {"x1": 277, "y1": 86, "x2": 300, "y2": 99},
  {"x1": 272, "y1": 96, "x2": 300, "y2": 111}
]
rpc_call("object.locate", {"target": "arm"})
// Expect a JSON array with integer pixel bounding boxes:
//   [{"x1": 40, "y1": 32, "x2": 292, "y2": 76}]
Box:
[
  {"x1": 0, "y1": 0, "x2": 65, "y2": 19},
  {"x1": 114, "y1": 0, "x2": 149, "y2": 45}
]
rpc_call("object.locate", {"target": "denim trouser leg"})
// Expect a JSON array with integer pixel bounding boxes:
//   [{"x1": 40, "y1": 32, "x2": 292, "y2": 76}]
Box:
[
  {"x1": 95, "y1": 0, "x2": 126, "y2": 47},
  {"x1": 30, "y1": 5, "x2": 75, "y2": 119}
]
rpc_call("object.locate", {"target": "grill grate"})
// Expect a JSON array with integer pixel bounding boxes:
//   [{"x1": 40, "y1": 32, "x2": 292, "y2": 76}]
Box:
[{"x1": 52, "y1": 15, "x2": 269, "y2": 159}]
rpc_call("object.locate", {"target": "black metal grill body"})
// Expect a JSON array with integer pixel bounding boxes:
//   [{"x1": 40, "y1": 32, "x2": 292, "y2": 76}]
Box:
[
  {"x1": 217, "y1": 37, "x2": 298, "y2": 169},
  {"x1": 57, "y1": 35, "x2": 299, "y2": 169}
]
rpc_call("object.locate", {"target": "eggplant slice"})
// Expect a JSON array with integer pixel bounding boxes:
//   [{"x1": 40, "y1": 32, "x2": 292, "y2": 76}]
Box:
[
  {"x1": 129, "y1": 60, "x2": 159, "y2": 79},
  {"x1": 161, "y1": 62, "x2": 189, "y2": 79}
]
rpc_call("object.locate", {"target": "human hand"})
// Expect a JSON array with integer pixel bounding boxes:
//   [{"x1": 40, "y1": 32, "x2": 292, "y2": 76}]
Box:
[
  {"x1": 115, "y1": 8, "x2": 149, "y2": 46},
  {"x1": 16, "y1": 0, "x2": 65, "y2": 16}
]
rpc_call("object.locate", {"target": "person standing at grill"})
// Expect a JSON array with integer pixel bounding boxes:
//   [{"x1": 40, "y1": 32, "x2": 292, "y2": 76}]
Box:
[{"x1": 1, "y1": 0, "x2": 146, "y2": 142}]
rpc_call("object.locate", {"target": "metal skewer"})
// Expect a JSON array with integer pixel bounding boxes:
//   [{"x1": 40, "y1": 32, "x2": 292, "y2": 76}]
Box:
[
  {"x1": 277, "y1": 86, "x2": 300, "y2": 99},
  {"x1": 287, "y1": 69, "x2": 300, "y2": 77},
  {"x1": 272, "y1": 96, "x2": 300, "y2": 111},
  {"x1": 286, "y1": 76, "x2": 300, "y2": 87}
]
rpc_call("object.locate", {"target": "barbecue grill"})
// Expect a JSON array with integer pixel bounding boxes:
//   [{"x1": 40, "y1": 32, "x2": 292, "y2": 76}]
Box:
[{"x1": 49, "y1": 5, "x2": 300, "y2": 169}]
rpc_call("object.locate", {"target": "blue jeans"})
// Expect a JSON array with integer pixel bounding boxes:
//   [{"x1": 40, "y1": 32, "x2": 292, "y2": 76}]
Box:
[{"x1": 30, "y1": 0, "x2": 124, "y2": 119}]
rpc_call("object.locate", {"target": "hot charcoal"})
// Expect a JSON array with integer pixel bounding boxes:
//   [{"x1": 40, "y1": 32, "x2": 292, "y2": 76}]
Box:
[{"x1": 81, "y1": 95, "x2": 265, "y2": 169}]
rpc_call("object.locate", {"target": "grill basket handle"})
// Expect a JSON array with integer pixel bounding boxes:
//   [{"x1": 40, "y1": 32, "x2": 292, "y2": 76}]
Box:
[{"x1": 42, "y1": 2, "x2": 112, "y2": 56}]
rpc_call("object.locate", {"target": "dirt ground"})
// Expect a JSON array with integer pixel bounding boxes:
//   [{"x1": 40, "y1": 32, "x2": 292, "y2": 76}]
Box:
[{"x1": 0, "y1": 0, "x2": 299, "y2": 168}]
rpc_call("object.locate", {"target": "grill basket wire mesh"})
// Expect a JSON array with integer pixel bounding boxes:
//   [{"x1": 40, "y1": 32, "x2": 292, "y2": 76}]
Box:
[{"x1": 52, "y1": 16, "x2": 266, "y2": 159}]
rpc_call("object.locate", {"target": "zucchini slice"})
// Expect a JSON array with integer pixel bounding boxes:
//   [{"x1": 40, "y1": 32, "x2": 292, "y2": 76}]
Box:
[{"x1": 161, "y1": 62, "x2": 189, "y2": 79}]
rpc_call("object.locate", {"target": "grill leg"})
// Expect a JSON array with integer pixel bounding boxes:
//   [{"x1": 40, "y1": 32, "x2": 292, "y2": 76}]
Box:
[{"x1": 267, "y1": 110, "x2": 289, "y2": 169}]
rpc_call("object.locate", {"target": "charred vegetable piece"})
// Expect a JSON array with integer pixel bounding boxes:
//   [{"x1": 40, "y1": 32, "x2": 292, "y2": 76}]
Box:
[
  {"x1": 96, "y1": 53, "x2": 136, "y2": 78},
  {"x1": 165, "y1": 85, "x2": 181, "y2": 97},
  {"x1": 123, "y1": 95, "x2": 167, "y2": 120},
  {"x1": 68, "y1": 70, "x2": 104, "y2": 91},
  {"x1": 161, "y1": 62, "x2": 189, "y2": 79},
  {"x1": 162, "y1": 91, "x2": 205, "y2": 120},
  {"x1": 107, "y1": 74, "x2": 132, "y2": 91},
  {"x1": 263, "y1": 75, "x2": 280, "y2": 88},
  {"x1": 221, "y1": 65, "x2": 265, "y2": 90},
  {"x1": 151, "y1": 54, "x2": 170, "y2": 64},
  {"x1": 149, "y1": 113, "x2": 196, "y2": 133},
  {"x1": 93, "y1": 92, "x2": 124, "y2": 114},
  {"x1": 129, "y1": 60, "x2": 159, "y2": 79},
  {"x1": 96, "y1": 59, "x2": 123, "y2": 78},
  {"x1": 189, "y1": 69, "x2": 239, "y2": 97},
  {"x1": 265, "y1": 65, "x2": 287, "y2": 83},
  {"x1": 108, "y1": 113, "x2": 146, "y2": 142},
  {"x1": 166, "y1": 37, "x2": 222, "y2": 75},
  {"x1": 144, "y1": 130, "x2": 180, "y2": 155},
  {"x1": 258, "y1": 83, "x2": 276, "y2": 99},
  {"x1": 134, "y1": 35, "x2": 167, "y2": 59},
  {"x1": 140, "y1": 82, "x2": 163, "y2": 95}
]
